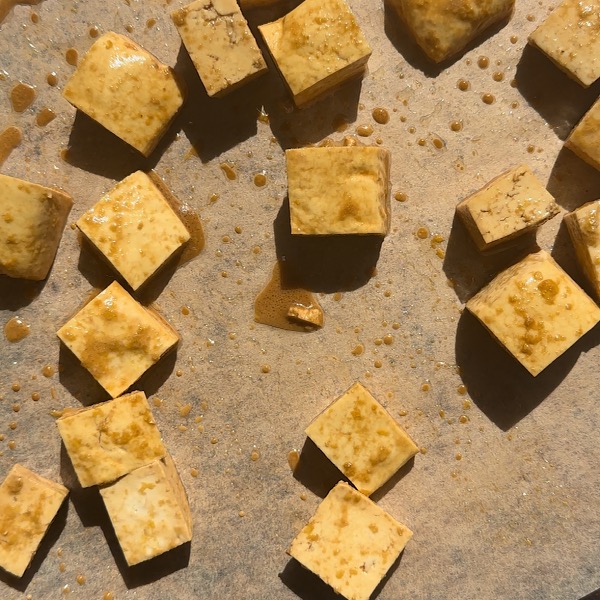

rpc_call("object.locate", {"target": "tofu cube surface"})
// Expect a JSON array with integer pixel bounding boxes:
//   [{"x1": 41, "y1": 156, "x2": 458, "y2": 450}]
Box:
[
  {"x1": 529, "y1": 0, "x2": 600, "y2": 87},
  {"x1": 63, "y1": 32, "x2": 185, "y2": 156},
  {"x1": 564, "y1": 199, "x2": 600, "y2": 299},
  {"x1": 56, "y1": 391, "x2": 166, "y2": 488},
  {"x1": 100, "y1": 455, "x2": 192, "y2": 566},
  {"x1": 566, "y1": 97, "x2": 600, "y2": 172},
  {"x1": 57, "y1": 281, "x2": 179, "y2": 398},
  {"x1": 289, "y1": 481, "x2": 413, "y2": 600},
  {"x1": 287, "y1": 147, "x2": 391, "y2": 235},
  {"x1": 456, "y1": 165, "x2": 559, "y2": 251},
  {"x1": 0, "y1": 464, "x2": 68, "y2": 577},
  {"x1": 388, "y1": 0, "x2": 514, "y2": 63},
  {"x1": 0, "y1": 174, "x2": 73, "y2": 280},
  {"x1": 77, "y1": 171, "x2": 190, "y2": 291},
  {"x1": 172, "y1": 0, "x2": 267, "y2": 97},
  {"x1": 467, "y1": 250, "x2": 600, "y2": 376},
  {"x1": 305, "y1": 382, "x2": 418, "y2": 496},
  {"x1": 259, "y1": 0, "x2": 371, "y2": 107}
]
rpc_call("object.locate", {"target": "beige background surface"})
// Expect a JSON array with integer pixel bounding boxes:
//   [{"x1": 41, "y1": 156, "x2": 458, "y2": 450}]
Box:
[{"x1": 1, "y1": 0, "x2": 600, "y2": 598}]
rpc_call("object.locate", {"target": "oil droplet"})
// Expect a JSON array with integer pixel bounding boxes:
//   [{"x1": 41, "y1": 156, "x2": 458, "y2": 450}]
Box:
[
  {"x1": 47, "y1": 72, "x2": 58, "y2": 86},
  {"x1": 0, "y1": 126, "x2": 21, "y2": 167},
  {"x1": 481, "y1": 93, "x2": 495, "y2": 105},
  {"x1": 125, "y1": 23, "x2": 134, "y2": 32},
  {"x1": 394, "y1": 191, "x2": 407, "y2": 202},
  {"x1": 89, "y1": 26, "x2": 99, "y2": 38},
  {"x1": 510, "y1": 35, "x2": 518, "y2": 43},
  {"x1": 288, "y1": 449, "x2": 300, "y2": 471},
  {"x1": 433, "y1": 137, "x2": 445, "y2": 150},
  {"x1": 459, "y1": 415, "x2": 469, "y2": 423},
  {"x1": 421, "y1": 382, "x2": 430, "y2": 392},
  {"x1": 463, "y1": 399, "x2": 471, "y2": 410},
  {"x1": 300, "y1": 492, "x2": 307, "y2": 501},
  {"x1": 253, "y1": 173, "x2": 267, "y2": 187},
  {"x1": 103, "y1": 593, "x2": 114, "y2": 600},
  {"x1": 527, "y1": 144, "x2": 535, "y2": 153},
  {"x1": 30, "y1": 11, "x2": 39, "y2": 23},
  {"x1": 526, "y1": 13, "x2": 535, "y2": 21},
  {"x1": 420, "y1": 447, "x2": 428, "y2": 454},
  {"x1": 492, "y1": 71, "x2": 504, "y2": 82},
  {"x1": 65, "y1": 48, "x2": 78, "y2": 66},
  {"x1": 153, "y1": 397, "x2": 163, "y2": 408},
  {"x1": 210, "y1": 437, "x2": 218, "y2": 444},
  {"x1": 59, "y1": 562, "x2": 66, "y2": 573},
  {"x1": 4, "y1": 316, "x2": 30, "y2": 342},
  {"x1": 11, "y1": 382, "x2": 20, "y2": 392},
  {"x1": 181, "y1": 306, "x2": 190, "y2": 315},
  {"x1": 457, "y1": 79, "x2": 470, "y2": 91},
  {"x1": 179, "y1": 403, "x2": 192, "y2": 417},
  {"x1": 220, "y1": 162, "x2": 237, "y2": 180},
  {"x1": 417, "y1": 138, "x2": 426, "y2": 146},
  {"x1": 457, "y1": 384, "x2": 467, "y2": 395},
  {"x1": 146, "y1": 17, "x2": 156, "y2": 28},
  {"x1": 10, "y1": 82, "x2": 36, "y2": 112},
  {"x1": 356, "y1": 124, "x2": 373, "y2": 137},
  {"x1": 36, "y1": 107, "x2": 56, "y2": 127},
  {"x1": 12, "y1": 403, "x2": 20, "y2": 412},
  {"x1": 31, "y1": 392, "x2": 40, "y2": 401},
  {"x1": 455, "y1": 453, "x2": 463, "y2": 461},
  {"x1": 392, "y1": 322, "x2": 400, "y2": 330},
  {"x1": 374, "y1": 360, "x2": 382, "y2": 368},
  {"x1": 333, "y1": 292, "x2": 343, "y2": 301},
  {"x1": 450, "y1": 120, "x2": 463, "y2": 132},
  {"x1": 439, "y1": 409, "x2": 445, "y2": 418},
  {"x1": 408, "y1": 126, "x2": 416, "y2": 134},
  {"x1": 260, "y1": 364, "x2": 271, "y2": 374},
  {"x1": 76, "y1": 574, "x2": 86, "y2": 585},
  {"x1": 42, "y1": 365, "x2": 55, "y2": 378},
  {"x1": 62, "y1": 584, "x2": 70, "y2": 594},
  {"x1": 416, "y1": 226, "x2": 429, "y2": 239},
  {"x1": 374, "y1": 338, "x2": 383, "y2": 346},
  {"x1": 8, "y1": 441, "x2": 16, "y2": 449},
  {"x1": 477, "y1": 56, "x2": 489, "y2": 69},
  {"x1": 372, "y1": 107, "x2": 389, "y2": 124},
  {"x1": 351, "y1": 343, "x2": 364, "y2": 356},
  {"x1": 250, "y1": 447, "x2": 260, "y2": 461},
  {"x1": 190, "y1": 467, "x2": 199, "y2": 477},
  {"x1": 399, "y1": 409, "x2": 408, "y2": 417},
  {"x1": 9, "y1": 422, "x2": 17, "y2": 430},
  {"x1": 383, "y1": 334, "x2": 393, "y2": 345}
]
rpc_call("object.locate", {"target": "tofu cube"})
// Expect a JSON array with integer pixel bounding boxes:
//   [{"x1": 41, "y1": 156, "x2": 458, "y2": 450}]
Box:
[
  {"x1": 566, "y1": 97, "x2": 600, "y2": 172},
  {"x1": 100, "y1": 455, "x2": 192, "y2": 566},
  {"x1": 388, "y1": 0, "x2": 514, "y2": 63},
  {"x1": 0, "y1": 465, "x2": 68, "y2": 577},
  {"x1": 259, "y1": 0, "x2": 371, "y2": 107},
  {"x1": 56, "y1": 391, "x2": 166, "y2": 488},
  {"x1": 57, "y1": 281, "x2": 179, "y2": 398},
  {"x1": 63, "y1": 32, "x2": 185, "y2": 157},
  {"x1": 287, "y1": 147, "x2": 391, "y2": 235},
  {"x1": 172, "y1": 0, "x2": 267, "y2": 97},
  {"x1": 0, "y1": 174, "x2": 73, "y2": 280},
  {"x1": 529, "y1": 0, "x2": 600, "y2": 88},
  {"x1": 77, "y1": 171, "x2": 191, "y2": 291},
  {"x1": 466, "y1": 250, "x2": 600, "y2": 376},
  {"x1": 456, "y1": 165, "x2": 559, "y2": 251},
  {"x1": 564, "y1": 199, "x2": 600, "y2": 299},
  {"x1": 289, "y1": 481, "x2": 413, "y2": 600},
  {"x1": 305, "y1": 382, "x2": 418, "y2": 496}
]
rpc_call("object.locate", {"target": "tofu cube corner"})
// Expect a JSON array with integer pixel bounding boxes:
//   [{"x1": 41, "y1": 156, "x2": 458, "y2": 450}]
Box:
[
  {"x1": 566, "y1": 97, "x2": 600, "y2": 172},
  {"x1": 56, "y1": 390, "x2": 167, "y2": 488},
  {"x1": 77, "y1": 171, "x2": 191, "y2": 291},
  {"x1": 259, "y1": 0, "x2": 371, "y2": 107},
  {"x1": 100, "y1": 455, "x2": 192, "y2": 566},
  {"x1": 287, "y1": 146, "x2": 391, "y2": 235},
  {"x1": 466, "y1": 250, "x2": 600, "y2": 376},
  {"x1": 63, "y1": 32, "x2": 185, "y2": 156},
  {"x1": 289, "y1": 481, "x2": 413, "y2": 600},
  {"x1": 0, "y1": 464, "x2": 68, "y2": 578},
  {"x1": 57, "y1": 281, "x2": 180, "y2": 398},
  {"x1": 305, "y1": 382, "x2": 419, "y2": 496},
  {"x1": 0, "y1": 174, "x2": 73, "y2": 281}
]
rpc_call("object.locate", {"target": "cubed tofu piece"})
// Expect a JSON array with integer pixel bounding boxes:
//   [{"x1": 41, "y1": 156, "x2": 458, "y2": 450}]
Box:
[
  {"x1": 100, "y1": 455, "x2": 192, "y2": 566},
  {"x1": 63, "y1": 32, "x2": 185, "y2": 157},
  {"x1": 529, "y1": 0, "x2": 600, "y2": 88},
  {"x1": 287, "y1": 147, "x2": 391, "y2": 235},
  {"x1": 305, "y1": 383, "x2": 418, "y2": 496},
  {"x1": 57, "y1": 281, "x2": 179, "y2": 398},
  {"x1": 56, "y1": 391, "x2": 166, "y2": 488},
  {"x1": 0, "y1": 174, "x2": 73, "y2": 280},
  {"x1": 566, "y1": 97, "x2": 600, "y2": 171},
  {"x1": 0, "y1": 464, "x2": 68, "y2": 578},
  {"x1": 388, "y1": 0, "x2": 514, "y2": 63},
  {"x1": 466, "y1": 250, "x2": 600, "y2": 376},
  {"x1": 564, "y1": 199, "x2": 600, "y2": 299},
  {"x1": 456, "y1": 165, "x2": 559, "y2": 251},
  {"x1": 289, "y1": 481, "x2": 413, "y2": 600},
  {"x1": 259, "y1": 0, "x2": 371, "y2": 107},
  {"x1": 172, "y1": 0, "x2": 267, "y2": 97},
  {"x1": 77, "y1": 171, "x2": 191, "y2": 291}
]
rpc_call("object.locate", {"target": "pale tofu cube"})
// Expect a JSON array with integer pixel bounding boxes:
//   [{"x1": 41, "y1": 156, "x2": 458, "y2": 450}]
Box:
[
  {"x1": 100, "y1": 455, "x2": 192, "y2": 566},
  {"x1": 77, "y1": 171, "x2": 190, "y2": 290},
  {"x1": 466, "y1": 250, "x2": 600, "y2": 376},
  {"x1": 456, "y1": 165, "x2": 559, "y2": 251},
  {"x1": 564, "y1": 199, "x2": 600, "y2": 299},
  {"x1": 287, "y1": 147, "x2": 391, "y2": 235},
  {"x1": 172, "y1": 0, "x2": 267, "y2": 97},
  {"x1": 529, "y1": 0, "x2": 600, "y2": 87},
  {"x1": 57, "y1": 281, "x2": 179, "y2": 398},
  {"x1": 63, "y1": 32, "x2": 185, "y2": 157},
  {"x1": 56, "y1": 391, "x2": 166, "y2": 488},
  {"x1": 259, "y1": 0, "x2": 371, "y2": 107},
  {"x1": 566, "y1": 97, "x2": 600, "y2": 171},
  {"x1": 289, "y1": 481, "x2": 413, "y2": 600},
  {"x1": 0, "y1": 174, "x2": 73, "y2": 280},
  {"x1": 0, "y1": 465, "x2": 68, "y2": 578},
  {"x1": 388, "y1": 0, "x2": 514, "y2": 62},
  {"x1": 305, "y1": 383, "x2": 418, "y2": 496}
]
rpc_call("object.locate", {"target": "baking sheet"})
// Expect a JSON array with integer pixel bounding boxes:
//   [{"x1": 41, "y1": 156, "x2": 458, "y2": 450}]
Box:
[{"x1": 1, "y1": 0, "x2": 600, "y2": 598}]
